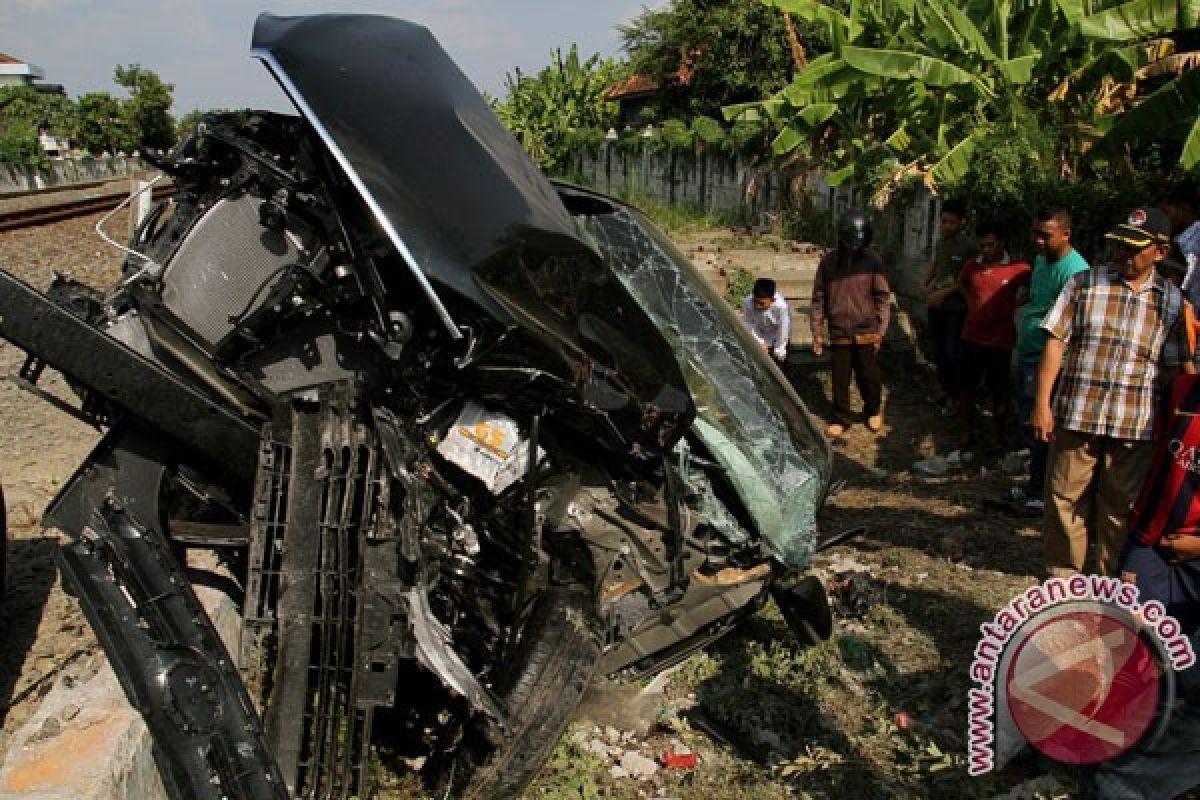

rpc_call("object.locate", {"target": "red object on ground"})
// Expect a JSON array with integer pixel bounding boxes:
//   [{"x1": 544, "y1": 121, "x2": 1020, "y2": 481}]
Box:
[{"x1": 661, "y1": 750, "x2": 698, "y2": 769}]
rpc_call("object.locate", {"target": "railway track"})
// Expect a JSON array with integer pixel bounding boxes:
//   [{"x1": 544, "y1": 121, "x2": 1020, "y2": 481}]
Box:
[{"x1": 0, "y1": 186, "x2": 176, "y2": 233}]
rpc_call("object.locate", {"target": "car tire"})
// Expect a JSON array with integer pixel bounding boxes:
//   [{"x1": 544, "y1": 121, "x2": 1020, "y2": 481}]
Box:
[{"x1": 456, "y1": 585, "x2": 601, "y2": 799}]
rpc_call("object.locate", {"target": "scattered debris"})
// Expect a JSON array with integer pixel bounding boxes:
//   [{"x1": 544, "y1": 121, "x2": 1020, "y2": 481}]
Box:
[
  {"x1": 619, "y1": 750, "x2": 660, "y2": 780},
  {"x1": 828, "y1": 570, "x2": 886, "y2": 617},
  {"x1": 1000, "y1": 449, "x2": 1032, "y2": 476},
  {"x1": 912, "y1": 449, "x2": 974, "y2": 478},
  {"x1": 661, "y1": 748, "x2": 697, "y2": 769}
]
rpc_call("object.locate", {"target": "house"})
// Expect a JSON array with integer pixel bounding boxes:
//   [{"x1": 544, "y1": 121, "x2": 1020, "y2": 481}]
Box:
[
  {"x1": 0, "y1": 52, "x2": 45, "y2": 88},
  {"x1": 606, "y1": 47, "x2": 702, "y2": 127}
]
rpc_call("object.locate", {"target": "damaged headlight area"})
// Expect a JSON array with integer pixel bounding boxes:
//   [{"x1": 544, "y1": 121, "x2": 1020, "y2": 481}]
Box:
[{"x1": 0, "y1": 12, "x2": 832, "y2": 800}]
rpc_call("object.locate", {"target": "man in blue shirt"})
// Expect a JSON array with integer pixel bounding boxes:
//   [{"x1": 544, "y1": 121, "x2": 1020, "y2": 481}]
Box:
[{"x1": 1012, "y1": 207, "x2": 1090, "y2": 515}]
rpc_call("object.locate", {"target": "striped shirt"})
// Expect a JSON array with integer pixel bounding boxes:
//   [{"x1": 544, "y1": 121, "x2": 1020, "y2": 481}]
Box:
[{"x1": 1041, "y1": 266, "x2": 1186, "y2": 440}]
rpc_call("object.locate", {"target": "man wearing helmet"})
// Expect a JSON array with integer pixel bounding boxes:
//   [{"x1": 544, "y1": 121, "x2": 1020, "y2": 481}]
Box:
[{"x1": 811, "y1": 208, "x2": 893, "y2": 437}]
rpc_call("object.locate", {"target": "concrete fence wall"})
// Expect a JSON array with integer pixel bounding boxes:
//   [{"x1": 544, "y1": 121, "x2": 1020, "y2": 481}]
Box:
[
  {"x1": 567, "y1": 144, "x2": 787, "y2": 223},
  {"x1": 0, "y1": 154, "x2": 145, "y2": 194},
  {"x1": 568, "y1": 142, "x2": 946, "y2": 325}
]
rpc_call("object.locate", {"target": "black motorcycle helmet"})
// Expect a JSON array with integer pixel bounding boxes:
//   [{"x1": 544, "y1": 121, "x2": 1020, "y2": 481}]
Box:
[{"x1": 837, "y1": 208, "x2": 873, "y2": 252}]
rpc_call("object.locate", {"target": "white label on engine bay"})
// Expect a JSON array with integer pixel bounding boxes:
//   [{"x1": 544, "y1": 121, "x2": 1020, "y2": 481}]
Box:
[{"x1": 437, "y1": 401, "x2": 539, "y2": 494}]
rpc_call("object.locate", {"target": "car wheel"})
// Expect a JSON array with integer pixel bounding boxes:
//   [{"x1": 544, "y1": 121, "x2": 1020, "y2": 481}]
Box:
[{"x1": 456, "y1": 585, "x2": 601, "y2": 799}]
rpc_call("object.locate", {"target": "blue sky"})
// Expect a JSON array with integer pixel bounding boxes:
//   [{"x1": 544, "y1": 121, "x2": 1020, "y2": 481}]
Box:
[{"x1": 2, "y1": 1, "x2": 665, "y2": 115}]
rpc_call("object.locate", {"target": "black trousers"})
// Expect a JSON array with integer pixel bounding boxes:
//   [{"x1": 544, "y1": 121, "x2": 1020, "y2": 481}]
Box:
[
  {"x1": 830, "y1": 343, "x2": 882, "y2": 424},
  {"x1": 928, "y1": 305, "x2": 965, "y2": 398}
]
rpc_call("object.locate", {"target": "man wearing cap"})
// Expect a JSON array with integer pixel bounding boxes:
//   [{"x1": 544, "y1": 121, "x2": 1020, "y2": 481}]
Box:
[
  {"x1": 742, "y1": 277, "x2": 791, "y2": 364},
  {"x1": 1032, "y1": 207, "x2": 1189, "y2": 576}
]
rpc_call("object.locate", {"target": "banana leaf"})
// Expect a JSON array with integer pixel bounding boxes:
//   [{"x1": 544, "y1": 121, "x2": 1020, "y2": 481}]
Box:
[
  {"x1": 772, "y1": 123, "x2": 809, "y2": 155},
  {"x1": 765, "y1": 0, "x2": 852, "y2": 40},
  {"x1": 1093, "y1": 68, "x2": 1200, "y2": 165},
  {"x1": 1079, "y1": 0, "x2": 1186, "y2": 40},
  {"x1": 998, "y1": 54, "x2": 1042, "y2": 83},
  {"x1": 1182, "y1": 116, "x2": 1200, "y2": 169},
  {"x1": 1056, "y1": 0, "x2": 1086, "y2": 24},
  {"x1": 886, "y1": 123, "x2": 914, "y2": 151},
  {"x1": 827, "y1": 164, "x2": 857, "y2": 186},
  {"x1": 928, "y1": 129, "x2": 987, "y2": 188},
  {"x1": 842, "y1": 45, "x2": 976, "y2": 86},
  {"x1": 850, "y1": 0, "x2": 869, "y2": 39},
  {"x1": 916, "y1": 0, "x2": 964, "y2": 52},
  {"x1": 941, "y1": 0, "x2": 1000, "y2": 63}
]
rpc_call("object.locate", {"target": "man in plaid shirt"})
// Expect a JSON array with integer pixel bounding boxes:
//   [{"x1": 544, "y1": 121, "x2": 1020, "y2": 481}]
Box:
[{"x1": 1032, "y1": 206, "x2": 1189, "y2": 576}]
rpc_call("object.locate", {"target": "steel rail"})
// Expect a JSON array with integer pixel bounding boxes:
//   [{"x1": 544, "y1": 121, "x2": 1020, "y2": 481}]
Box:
[{"x1": 0, "y1": 186, "x2": 176, "y2": 233}]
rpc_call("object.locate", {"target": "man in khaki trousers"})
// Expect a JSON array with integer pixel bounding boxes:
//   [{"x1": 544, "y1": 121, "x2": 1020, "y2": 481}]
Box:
[{"x1": 1031, "y1": 207, "x2": 1188, "y2": 576}]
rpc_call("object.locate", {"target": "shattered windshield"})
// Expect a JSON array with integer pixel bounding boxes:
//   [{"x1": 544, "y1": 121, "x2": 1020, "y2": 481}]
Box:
[{"x1": 566, "y1": 193, "x2": 831, "y2": 568}]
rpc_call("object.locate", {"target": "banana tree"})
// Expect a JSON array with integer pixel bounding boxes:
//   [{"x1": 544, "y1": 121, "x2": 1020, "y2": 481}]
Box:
[
  {"x1": 1075, "y1": 0, "x2": 1200, "y2": 168},
  {"x1": 493, "y1": 44, "x2": 620, "y2": 172},
  {"x1": 732, "y1": 0, "x2": 1200, "y2": 194}
]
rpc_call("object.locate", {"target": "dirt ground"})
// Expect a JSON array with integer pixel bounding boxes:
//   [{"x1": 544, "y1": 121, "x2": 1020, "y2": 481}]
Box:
[
  {"x1": 0, "y1": 212, "x2": 1085, "y2": 798},
  {"x1": 0, "y1": 211, "x2": 127, "y2": 753}
]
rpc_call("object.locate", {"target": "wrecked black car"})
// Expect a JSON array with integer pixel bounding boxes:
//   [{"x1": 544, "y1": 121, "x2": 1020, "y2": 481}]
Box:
[{"x1": 0, "y1": 13, "x2": 832, "y2": 799}]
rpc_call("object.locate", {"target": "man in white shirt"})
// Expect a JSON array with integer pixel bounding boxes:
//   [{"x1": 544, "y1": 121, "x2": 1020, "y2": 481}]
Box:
[{"x1": 742, "y1": 277, "x2": 791, "y2": 363}]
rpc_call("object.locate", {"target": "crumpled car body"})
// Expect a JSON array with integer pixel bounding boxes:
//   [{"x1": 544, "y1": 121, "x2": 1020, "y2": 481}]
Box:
[{"x1": 0, "y1": 13, "x2": 831, "y2": 799}]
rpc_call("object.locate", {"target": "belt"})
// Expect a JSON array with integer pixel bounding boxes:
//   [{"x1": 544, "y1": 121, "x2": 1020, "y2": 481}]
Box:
[{"x1": 831, "y1": 333, "x2": 881, "y2": 346}]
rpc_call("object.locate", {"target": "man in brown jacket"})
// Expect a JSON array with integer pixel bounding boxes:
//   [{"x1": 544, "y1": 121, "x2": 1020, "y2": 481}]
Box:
[{"x1": 811, "y1": 208, "x2": 893, "y2": 437}]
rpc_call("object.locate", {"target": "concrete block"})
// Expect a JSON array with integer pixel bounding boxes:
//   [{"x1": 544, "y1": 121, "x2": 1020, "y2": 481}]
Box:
[{"x1": 0, "y1": 586, "x2": 241, "y2": 800}]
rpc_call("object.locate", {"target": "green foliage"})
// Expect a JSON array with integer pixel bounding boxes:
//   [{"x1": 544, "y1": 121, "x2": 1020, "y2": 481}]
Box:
[
  {"x1": 0, "y1": 64, "x2": 178, "y2": 162},
  {"x1": 743, "y1": 0, "x2": 1200, "y2": 192},
  {"x1": 623, "y1": 191, "x2": 741, "y2": 234},
  {"x1": 114, "y1": 63, "x2": 176, "y2": 151},
  {"x1": 728, "y1": 118, "x2": 772, "y2": 155},
  {"x1": 494, "y1": 44, "x2": 620, "y2": 173},
  {"x1": 0, "y1": 86, "x2": 73, "y2": 165},
  {"x1": 954, "y1": 123, "x2": 1057, "y2": 245},
  {"x1": 691, "y1": 115, "x2": 727, "y2": 148},
  {"x1": 0, "y1": 118, "x2": 42, "y2": 166},
  {"x1": 782, "y1": 203, "x2": 838, "y2": 248},
  {"x1": 619, "y1": 0, "x2": 829, "y2": 121},
  {"x1": 657, "y1": 118, "x2": 695, "y2": 151},
  {"x1": 75, "y1": 92, "x2": 134, "y2": 155},
  {"x1": 526, "y1": 727, "x2": 606, "y2": 799},
  {"x1": 726, "y1": 266, "x2": 756, "y2": 306}
]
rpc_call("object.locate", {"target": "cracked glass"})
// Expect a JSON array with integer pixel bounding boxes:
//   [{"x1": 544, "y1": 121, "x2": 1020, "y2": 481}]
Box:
[{"x1": 568, "y1": 196, "x2": 831, "y2": 568}]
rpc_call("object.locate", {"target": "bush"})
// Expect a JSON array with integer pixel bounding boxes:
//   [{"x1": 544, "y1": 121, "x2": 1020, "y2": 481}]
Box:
[
  {"x1": 726, "y1": 266, "x2": 755, "y2": 307},
  {"x1": 782, "y1": 201, "x2": 837, "y2": 248},
  {"x1": 656, "y1": 118, "x2": 694, "y2": 153},
  {"x1": 691, "y1": 115, "x2": 726, "y2": 149},
  {"x1": 943, "y1": 123, "x2": 1164, "y2": 264},
  {"x1": 727, "y1": 118, "x2": 769, "y2": 156},
  {"x1": 0, "y1": 121, "x2": 43, "y2": 167}
]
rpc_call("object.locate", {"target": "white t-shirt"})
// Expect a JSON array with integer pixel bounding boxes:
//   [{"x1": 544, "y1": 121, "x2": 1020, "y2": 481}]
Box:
[{"x1": 741, "y1": 292, "x2": 791, "y2": 358}]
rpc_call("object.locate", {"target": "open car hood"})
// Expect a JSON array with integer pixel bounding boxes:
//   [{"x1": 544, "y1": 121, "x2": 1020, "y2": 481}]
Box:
[{"x1": 251, "y1": 12, "x2": 587, "y2": 338}]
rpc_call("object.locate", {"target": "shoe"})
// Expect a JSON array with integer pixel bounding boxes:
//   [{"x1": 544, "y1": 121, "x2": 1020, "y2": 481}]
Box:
[
  {"x1": 867, "y1": 414, "x2": 883, "y2": 432},
  {"x1": 826, "y1": 422, "x2": 846, "y2": 437}
]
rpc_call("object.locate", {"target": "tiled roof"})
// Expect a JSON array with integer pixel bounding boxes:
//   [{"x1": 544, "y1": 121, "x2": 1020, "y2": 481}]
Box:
[
  {"x1": 0, "y1": 53, "x2": 24, "y2": 65},
  {"x1": 606, "y1": 47, "x2": 702, "y2": 102},
  {"x1": 607, "y1": 73, "x2": 660, "y2": 100}
]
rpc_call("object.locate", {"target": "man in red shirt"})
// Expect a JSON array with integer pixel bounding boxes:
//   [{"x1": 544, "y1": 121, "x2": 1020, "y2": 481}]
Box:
[{"x1": 958, "y1": 224, "x2": 1031, "y2": 450}]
